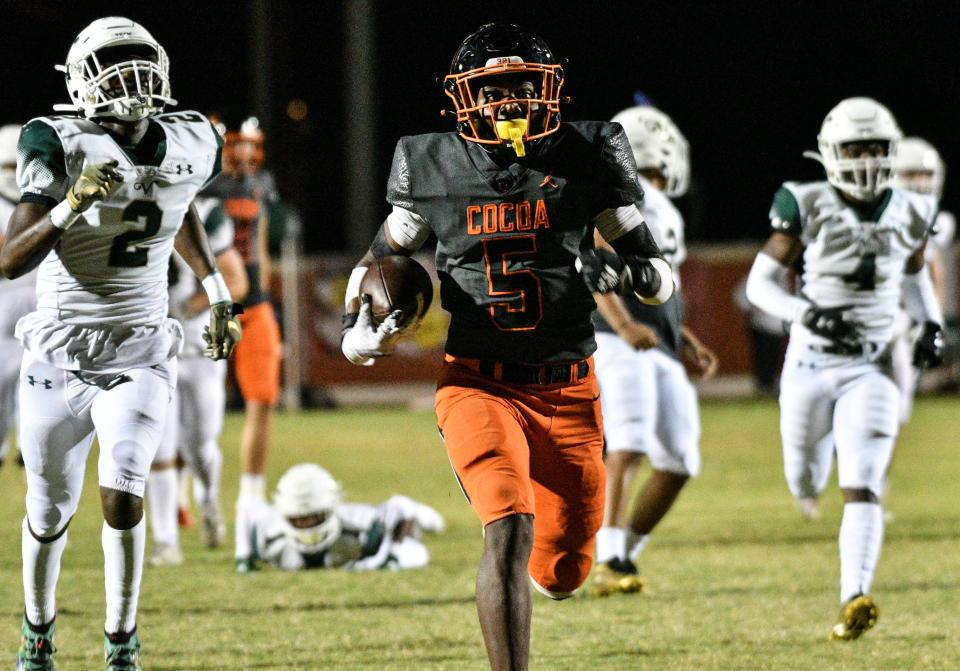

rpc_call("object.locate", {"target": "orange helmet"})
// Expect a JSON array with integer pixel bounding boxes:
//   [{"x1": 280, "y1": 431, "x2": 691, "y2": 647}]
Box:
[
  {"x1": 443, "y1": 23, "x2": 564, "y2": 157},
  {"x1": 222, "y1": 116, "x2": 265, "y2": 175}
]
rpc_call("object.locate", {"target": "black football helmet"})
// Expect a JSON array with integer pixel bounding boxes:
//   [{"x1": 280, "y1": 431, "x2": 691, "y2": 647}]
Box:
[{"x1": 443, "y1": 23, "x2": 564, "y2": 156}]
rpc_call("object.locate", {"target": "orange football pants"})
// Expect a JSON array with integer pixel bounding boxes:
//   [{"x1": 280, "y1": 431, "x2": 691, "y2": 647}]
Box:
[
  {"x1": 435, "y1": 355, "x2": 606, "y2": 595},
  {"x1": 234, "y1": 301, "x2": 282, "y2": 405}
]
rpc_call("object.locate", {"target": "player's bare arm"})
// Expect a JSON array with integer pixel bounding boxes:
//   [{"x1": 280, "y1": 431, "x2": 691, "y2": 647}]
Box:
[
  {"x1": 176, "y1": 203, "x2": 243, "y2": 360},
  {"x1": 1, "y1": 161, "x2": 125, "y2": 279},
  {"x1": 184, "y1": 247, "x2": 249, "y2": 316},
  {"x1": 680, "y1": 325, "x2": 719, "y2": 378}
]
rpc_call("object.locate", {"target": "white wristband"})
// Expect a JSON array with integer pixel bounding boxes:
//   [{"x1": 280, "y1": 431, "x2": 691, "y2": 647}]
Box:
[
  {"x1": 49, "y1": 200, "x2": 80, "y2": 230},
  {"x1": 636, "y1": 257, "x2": 675, "y2": 305},
  {"x1": 201, "y1": 271, "x2": 232, "y2": 305}
]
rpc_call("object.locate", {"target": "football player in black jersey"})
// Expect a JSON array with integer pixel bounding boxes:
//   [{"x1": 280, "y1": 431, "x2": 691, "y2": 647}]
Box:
[{"x1": 341, "y1": 24, "x2": 673, "y2": 670}]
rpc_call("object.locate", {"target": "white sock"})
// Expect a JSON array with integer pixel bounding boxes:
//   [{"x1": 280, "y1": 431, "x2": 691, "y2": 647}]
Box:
[
  {"x1": 22, "y1": 518, "x2": 68, "y2": 626},
  {"x1": 193, "y1": 442, "x2": 223, "y2": 505},
  {"x1": 177, "y1": 466, "x2": 192, "y2": 509},
  {"x1": 103, "y1": 518, "x2": 146, "y2": 634},
  {"x1": 839, "y1": 502, "x2": 884, "y2": 603},
  {"x1": 147, "y1": 469, "x2": 178, "y2": 547},
  {"x1": 595, "y1": 526, "x2": 626, "y2": 564},
  {"x1": 239, "y1": 473, "x2": 265, "y2": 501},
  {"x1": 626, "y1": 531, "x2": 651, "y2": 563}
]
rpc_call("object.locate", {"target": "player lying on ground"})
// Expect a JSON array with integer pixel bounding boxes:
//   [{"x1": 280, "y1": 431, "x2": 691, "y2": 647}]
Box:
[
  {"x1": 241, "y1": 463, "x2": 444, "y2": 571},
  {"x1": 746, "y1": 97, "x2": 944, "y2": 641}
]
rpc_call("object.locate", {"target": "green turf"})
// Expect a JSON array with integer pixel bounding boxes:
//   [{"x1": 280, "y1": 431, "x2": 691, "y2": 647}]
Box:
[{"x1": 1, "y1": 397, "x2": 958, "y2": 669}]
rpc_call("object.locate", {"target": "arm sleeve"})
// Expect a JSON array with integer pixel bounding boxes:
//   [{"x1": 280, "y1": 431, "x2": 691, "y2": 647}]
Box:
[
  {"x1": 745, "y1": 252, "x2": 811, "y2": 323},
  {"x1": 17, "y1": 119, "x2": 69, "y2": 206},
  {"x1": 592, "y1": 204, "x2": 647, "y2": 244},
  {"x1": 768, "y1": 186, "x2": 802, "y2": 236},
  {"x1": 386, "y1": 138, "x2": 415, "y2": 211},
  {"x1": 902, "y1": 265, "x2": 943, "y2": 326},
  {"x1": 598, "y1": 124, "x2": 645, "y2": 208}
]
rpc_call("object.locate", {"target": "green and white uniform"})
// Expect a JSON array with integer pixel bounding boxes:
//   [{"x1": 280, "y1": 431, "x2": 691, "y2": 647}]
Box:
[
  {"x1": 768, "y1": 181, "x2": 936, "y2": 499},
  {"x1": 592, "y1": 176, "x2": 700, "y2": 476},
  {"x1": 16, "y1": 112, "x2": 221, "y2": 372},
  {"x1": 15, "y1": 111, "x2": 221, "y2": 535}
]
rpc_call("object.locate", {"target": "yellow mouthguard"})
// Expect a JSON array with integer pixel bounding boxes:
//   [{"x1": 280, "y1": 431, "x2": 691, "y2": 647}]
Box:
[{"x1": 496, "y1": 119, "x2": 527, "y2": 157}]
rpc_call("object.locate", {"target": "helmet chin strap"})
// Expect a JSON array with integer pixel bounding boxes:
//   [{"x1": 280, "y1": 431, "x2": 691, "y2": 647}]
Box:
[{"x1": 496, "y1": 119, "x2": 527, "y2": 157}]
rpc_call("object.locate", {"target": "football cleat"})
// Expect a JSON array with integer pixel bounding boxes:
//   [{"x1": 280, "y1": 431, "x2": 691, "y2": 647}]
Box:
[
  {"x1": 829, "y1": 594, "x2": 879, "y2": 641},
  {"x1": 104, "y1": 629, "x2": 142, "y2": 670},
  {"x1": 201, "y1": 501, "x2": 227, "y2": 549},
  {"x1": 589, "y1": 559, "x2": 646, "y2": 597},
  {"x1": 147, "y1": 543, "x2": 183, "y2": 567},
  {"x1": 17, "y1": 615, "x2": 57, "y2": 670}
]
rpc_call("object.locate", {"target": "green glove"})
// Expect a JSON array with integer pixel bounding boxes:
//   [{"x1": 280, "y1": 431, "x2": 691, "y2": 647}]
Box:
[
  {"x1": 202, "y1": 302, "x2": 243, "y2": 360},
  {"x1": 65, "y1": 160, "x2": 124, "y2": 212}
]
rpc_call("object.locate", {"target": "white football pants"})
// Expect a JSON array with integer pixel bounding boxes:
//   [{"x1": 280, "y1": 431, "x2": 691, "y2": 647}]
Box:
[
  {"x1": 593, "y1": 332, "x2": 701, "y2": 476},
  {"x1": 18, "y1": 350, "x2": 176, "y2": 536},
  {"x1": 779, "y1": 337, "x2": 899, "y2": 499}
]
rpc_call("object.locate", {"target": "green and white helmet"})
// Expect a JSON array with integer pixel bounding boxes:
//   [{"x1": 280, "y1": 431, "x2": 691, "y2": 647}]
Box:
[
  {"x1": 808, "y1": 97, "x2": 902, "y2": 202},
  {"x1": 893, "y1": 136, "x2": 945, "y2": 198},
  {"x1": 54, "y1": 17, "x2": 176, "y2": 122},
  {"x1": 273, "y1": 463, "x2": 343, "y2": 554},
  {"x1": 610, "y1": 105, "x2": 690, "y2": 197}
]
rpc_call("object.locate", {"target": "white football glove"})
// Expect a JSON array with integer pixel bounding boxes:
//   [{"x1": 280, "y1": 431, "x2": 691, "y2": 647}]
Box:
[{"x1": 341, "y1": 298, "x2": 405, "y2": 366}]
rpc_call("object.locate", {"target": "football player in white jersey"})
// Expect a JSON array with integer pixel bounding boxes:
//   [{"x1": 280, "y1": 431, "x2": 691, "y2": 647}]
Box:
[
  {"x1": 746, "y1": 98, "x2": 943, "y2": 641},
  {"x1": 891, "y1": 137, "x2": 955, "y2": 422},
  {"x1": 246, "y1": 463, "x2": 445, "y2": 572},
  {"x1": 589, "y1": 106, "x2": 717, "y2": 596},
  {"x1": 0, "y1": 124, "x2": 37, "y2": 468},
  {"x1": 1, "y1": 18, "x2": 242, "y2": 670},
  {"x1": 147, "y1": 196, "x2": 247, "y2": 566}
]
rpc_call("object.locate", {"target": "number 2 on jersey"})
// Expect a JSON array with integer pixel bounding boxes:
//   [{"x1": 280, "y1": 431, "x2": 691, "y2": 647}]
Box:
[
  {"x1": 108, "y1": 200, "x2": 163, "y2": 268},
  {"x1": 482, "y1": 235, "x2": 543, "y2": 331}
]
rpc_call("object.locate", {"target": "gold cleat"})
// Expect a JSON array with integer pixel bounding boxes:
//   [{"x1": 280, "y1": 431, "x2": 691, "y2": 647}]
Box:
[
  {"x1": 829, "y1": 594, "x2": 879, "y2": 641},
  {"x1": 590, "y1": 560, "x2": 646, "y2": 598}
]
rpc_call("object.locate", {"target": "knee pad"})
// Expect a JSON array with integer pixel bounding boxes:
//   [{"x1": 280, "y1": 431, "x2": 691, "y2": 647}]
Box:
[{"x1": 100, "y1": 439, "x2": 154, "y2": 497}]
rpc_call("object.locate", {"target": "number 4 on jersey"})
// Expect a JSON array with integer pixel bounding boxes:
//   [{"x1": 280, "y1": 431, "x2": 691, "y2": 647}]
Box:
[{"x1": 842, "y1": 252, "x2": 877, "y2": 291}]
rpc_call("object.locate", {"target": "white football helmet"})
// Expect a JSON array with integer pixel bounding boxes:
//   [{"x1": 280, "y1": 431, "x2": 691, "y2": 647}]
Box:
[
  {"x1": 54, "y1": 17, "x2": 176, "y2": 121},
  {"x1": 806, "y1": 97, "x2": 902, "y2": 202},
  {"x1": 273, "y1": 464, "x2": 342, "y2": 554},
  {"x1": 0, "y1": 124, "x2": 20, "y2": 202},
  {"x1": 893, "y1": 136, "x2": 945, "y2": 198},
  {"x1": 610, "y1": 105, "x2": 690, "y2": 197}
]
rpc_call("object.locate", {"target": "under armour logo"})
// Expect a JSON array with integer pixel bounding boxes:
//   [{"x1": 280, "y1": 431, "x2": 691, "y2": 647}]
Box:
[
  {"x1": 175, "y1": 164, "x2": 193, "y2": 175},
  {"x1": 27, "y1": 376, "x2": 52, "y2": 389}
]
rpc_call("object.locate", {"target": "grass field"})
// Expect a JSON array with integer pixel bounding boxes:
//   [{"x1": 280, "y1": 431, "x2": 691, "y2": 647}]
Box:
[{"x1": 1, "y1": 397, "x2": 958, "y2": 670}]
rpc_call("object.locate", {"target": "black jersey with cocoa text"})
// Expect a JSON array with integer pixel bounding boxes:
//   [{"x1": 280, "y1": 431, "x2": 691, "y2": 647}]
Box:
[{"x1": 387, "y1": 121, "x2": 652, "y2": 363}]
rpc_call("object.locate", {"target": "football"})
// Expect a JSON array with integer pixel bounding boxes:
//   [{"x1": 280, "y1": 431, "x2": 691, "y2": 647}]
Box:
[{"x1": 359, "y1": 255, "x2": 434, "y2": 328}]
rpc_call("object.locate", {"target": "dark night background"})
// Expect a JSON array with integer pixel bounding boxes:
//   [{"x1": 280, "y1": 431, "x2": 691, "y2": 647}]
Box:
[{"x1": 3, "y1": 1, "x2": 958, "y2": 252}]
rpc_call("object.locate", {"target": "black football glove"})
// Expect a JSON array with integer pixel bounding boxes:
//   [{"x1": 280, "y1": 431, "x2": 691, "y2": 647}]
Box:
[
  {"x1": 576, "y1": 248, "x2": 662, "y2": 297},
  {"x1": 913, "y1": 321, "x2": 944, "y2": 369},
  {"x1": 801, "y1": 304, "x2": 860, "y2": 348}
]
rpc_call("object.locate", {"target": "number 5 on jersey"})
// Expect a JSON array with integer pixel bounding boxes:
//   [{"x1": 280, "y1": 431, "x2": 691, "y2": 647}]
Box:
[{"x1": 482, "y1": 235, "x2": 543, "y2": 331}]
